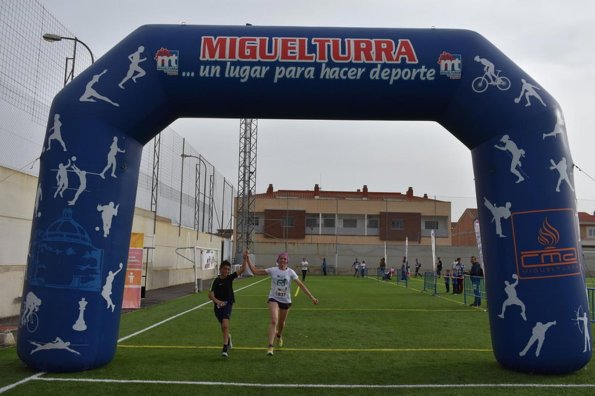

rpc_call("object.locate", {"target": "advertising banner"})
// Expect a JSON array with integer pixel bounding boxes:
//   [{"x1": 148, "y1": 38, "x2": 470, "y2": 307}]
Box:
[{"x1": 123, "y1": 233, "x2": 143, "y2": 309}]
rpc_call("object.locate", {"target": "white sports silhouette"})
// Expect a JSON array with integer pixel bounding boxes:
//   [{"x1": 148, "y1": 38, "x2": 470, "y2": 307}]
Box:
[
  {"x1": 543, "y1": 109, "x2": 565, "y2": 140},
  {"x1": 519, "y1": 321, "x2": 557, "y2": 357},
  {"x1": 80, "y1": 69, "x2": 119, "y2": 107},
  {"x1": 67, "y1": 163, "x2": 88, "y2": 206},
  {"x1": 101, "y1": 262, "x2": 124, "y2": 312},
  {"x1": 119, "y1": 46, "x2": 147, "y2": 88},
  {"x1": 494, "y1": 135, "x2": 526, "y2": 183},
  {"x1": 514, "y1": 78, "x2": 546, "y2": 107},
  {"x1": 54, "y1": 159, "x2": 71, "y2": 198},
  {"x1": 549, "y1": 157, "x2": 574, "y2": 192},
  {"x1": 45, "y1": 113, "x2": 67, "y2": 152},
  {"x1": 100, "y1": 137, "x2": 126, "y2": 179},
  {"x1": 30, "y1": 337, "x2": 80, "y2": 355},
  {"x1": 97, "y1": 201, "x2": 119, "y2": 237},
  {"x1": 498, "y1": 274, "x2": 527, "y2": 321},
  {"x1": 483, "y1": 197, "x2": 511, "y2": 237}
]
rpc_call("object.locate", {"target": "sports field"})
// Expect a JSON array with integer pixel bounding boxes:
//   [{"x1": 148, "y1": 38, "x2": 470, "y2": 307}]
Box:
[{"x1": 1, "y1": 275, "x2": 594, "y2": 395}]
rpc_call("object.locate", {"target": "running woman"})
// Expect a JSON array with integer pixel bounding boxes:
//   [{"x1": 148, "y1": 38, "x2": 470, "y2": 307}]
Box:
[{"x1": 246, "y1": 251, "x2": 319, "y2": 356}]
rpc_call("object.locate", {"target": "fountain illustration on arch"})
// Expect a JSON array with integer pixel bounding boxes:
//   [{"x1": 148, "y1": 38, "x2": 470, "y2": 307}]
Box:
[{"x1": 29, "y1": 209, "x2": 103, "y2": 291}]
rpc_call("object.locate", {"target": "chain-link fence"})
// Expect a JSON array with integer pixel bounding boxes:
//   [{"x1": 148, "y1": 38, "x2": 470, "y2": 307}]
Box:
[{"x1": 0, "y1": 0, "x2": 234, "y2": 236}]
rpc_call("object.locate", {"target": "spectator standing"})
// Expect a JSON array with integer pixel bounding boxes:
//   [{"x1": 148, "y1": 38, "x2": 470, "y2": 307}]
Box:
[
  {"x1": 321, "y1": 257, "x2": 328, "y2": 276},
  {"x1": 378, "y1": 257, "x2": 386, "y2": 277},
  {"x1": 469, "y1": 256, "x2": 484, "y2": 306},
  {"x1": 300, "y1": 257, "x2": 309, "y2": 281},
  {"x1": 353, "y1": 258, "x2": 360, "y2": 277},
  {"x1": 457, "y1": 260, "x2": 465, "y2": 293},
  {"x1": 452, "y1": 258, "x2": 461, "y2": 294},
  {"x1": 436, "y1": 257, "x2": 443, "y2": 278},
  {"x1": 360, "y1": 260, "x2": 367, "y2": 277},
  {"x1": 414, "y1": 259, "x2": 422, "y2": 277},
  {"x1": 401, "y1": 257, "x2": 408, "y2": 280}
]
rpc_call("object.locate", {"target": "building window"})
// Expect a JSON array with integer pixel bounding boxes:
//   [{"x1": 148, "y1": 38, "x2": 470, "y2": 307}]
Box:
[
  {"x1": 249, "y1": 215, "x2": 259, "y2": 226},
  {"x1": 322, "y1": 215, "x2": 335, "y2": 228},
  {"x1": 282, "y1": 217, "x2": 294, "y2": 227},
  {"x1": 306, "y1": 217, "x2": 318, "y2": 228},
  {"x1": 588, "y1": 227, "x2": 595, "y2": 238},
  {"x1": 391, "y1": 219, "x2": 404, "y2": 230},
  {"x1": 343, "y1": 218, "x2": 357, "y2": 228},
  {"x1": 368, "y1": 216, "x2": 379, "y2": 228},
  {"x1": 425, "y1": 220, "x2": 439, "y2": 230}
]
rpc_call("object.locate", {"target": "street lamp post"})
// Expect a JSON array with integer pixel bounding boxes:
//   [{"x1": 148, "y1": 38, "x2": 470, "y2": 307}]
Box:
[
  {"x1": 42, "y1": 33, "x2": 95, "y2": 86},
  {"x1": 181, "y1": 153, "x2": 213, "y2": 238}
]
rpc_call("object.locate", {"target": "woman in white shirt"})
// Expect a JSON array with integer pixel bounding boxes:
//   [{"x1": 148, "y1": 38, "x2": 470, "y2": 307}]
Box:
[
  {"x1": 246, "y1": 251, "x2": 319, "y2": 356},
  {"x1": 300, "y1": 257, "x2": 309, "y2": 281}
]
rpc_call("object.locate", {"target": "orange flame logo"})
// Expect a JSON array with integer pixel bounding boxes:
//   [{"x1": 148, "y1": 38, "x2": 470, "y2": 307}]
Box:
[{"x1": 537, "y1": 217, "x2": 560, "y2": 248}]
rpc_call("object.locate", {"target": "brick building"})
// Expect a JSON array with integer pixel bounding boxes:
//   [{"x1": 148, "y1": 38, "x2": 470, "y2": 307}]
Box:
[
  {"x1": 451, "y1": 208, "x2": 478, "y2": 246},
  {"x1": 240, "y1": 184, "x2": 451, "y2": 249}
]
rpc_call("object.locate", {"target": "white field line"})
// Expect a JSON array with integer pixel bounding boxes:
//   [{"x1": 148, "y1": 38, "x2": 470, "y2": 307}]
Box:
[
  {"x1": 32, "y1": 377, "x2": 595, "y2": 389},
  {"x1": 118, "y1": 277, "x2": 268, "y2": 343},
  {"x1": 118, "y1": 344, "x2": 492, "y2": 352},
  {"x1": 0, "y1": 372, "x2": 45, "y2": 394},
  {"x1": 235, "y1": 307, "x2": 474, "y2": 312},
  {"x1": 370, "y1": 276, "x2": 480, "y2": 308},
  {"x1": 0, "y1": 277, "x2": 267, "y2": 394}
]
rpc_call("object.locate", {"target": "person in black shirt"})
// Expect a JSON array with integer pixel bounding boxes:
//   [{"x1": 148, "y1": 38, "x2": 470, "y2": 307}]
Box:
[
  {"x1": 469, "y1": 256, "x2": 484, "y2": 307},
  {"x1": 209, "y1": 254, "x2": 248, "y2": 357}
]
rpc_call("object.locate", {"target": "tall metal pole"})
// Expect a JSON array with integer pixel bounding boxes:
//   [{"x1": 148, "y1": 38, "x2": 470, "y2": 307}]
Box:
[
  {"x1": 201, "y1": 162, "x2": 209, "y2": 232},
  {"x1": 235, "y1": 119, "x2": 258, "y2": 261},
  {"x1": 207, "y1": 174, "x2": 215, "y2": 241},
  {"x1": 150, "y1": 133, "x2": 161, "y2": 236},
  {"x1": 180, "y1": 154, "x2": 206, "y2": 239},
  {"x1": 221, "y1": 177, "x2": 227, "y2": 234},
  {"x1": 194, "y1": 163, "x2": 200, "y2": 240},
  {"x1": 220, "y1": 179, "x2": 235, "y2": 232},
  {"x1": 178, "y1": 138, "x2": 185, "y2": 236}
]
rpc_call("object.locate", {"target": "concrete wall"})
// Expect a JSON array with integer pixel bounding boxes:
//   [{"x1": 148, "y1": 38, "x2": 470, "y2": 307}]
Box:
[
  {"x1": 130, "y1": 207, "x2": 224, "y2": 290},
  {"x1": 249, "y1": 240, "x2": 480, "y2": 275},
  {"x1": 0, "y1": 167, "x2": 36, "y2": 318},
  {"x1": 0, "y1": 166, "x2": 225, "y2": 319}
]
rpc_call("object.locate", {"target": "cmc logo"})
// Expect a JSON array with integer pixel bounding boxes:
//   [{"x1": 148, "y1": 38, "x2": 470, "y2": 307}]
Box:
[
  {"x1": 154, "y1": 48, "x2": 179, "y2": 76},
  {"x1": 511, "y1": 208, "x2": 580, "y2": 279},
  {"x1": 437, "y1": 51, "x2": 462, "y2": 79}
]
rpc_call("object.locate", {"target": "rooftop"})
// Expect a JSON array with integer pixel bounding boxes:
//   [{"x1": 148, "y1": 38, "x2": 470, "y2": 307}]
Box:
[{"x1": 255, "y1": 184, "x2": 445, "y2": 202}]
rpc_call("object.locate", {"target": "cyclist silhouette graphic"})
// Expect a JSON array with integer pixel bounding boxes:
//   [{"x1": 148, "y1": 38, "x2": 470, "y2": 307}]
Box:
[{"x1": 472, "y1": 56, "x2": 511, "y2": 93}]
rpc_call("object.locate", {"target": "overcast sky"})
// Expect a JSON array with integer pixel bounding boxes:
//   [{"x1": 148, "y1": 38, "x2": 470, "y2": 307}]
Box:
[{"x1": 40, "y1": 0, "x2": 595, "y2": 219}]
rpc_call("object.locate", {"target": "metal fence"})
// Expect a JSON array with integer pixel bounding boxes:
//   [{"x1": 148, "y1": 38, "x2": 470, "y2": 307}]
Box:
[{"x1": 0, "y1": 0, "x2": 234, "y2": 237}]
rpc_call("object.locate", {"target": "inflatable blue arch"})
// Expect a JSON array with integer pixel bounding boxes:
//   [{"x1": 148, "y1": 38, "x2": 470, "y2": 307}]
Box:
[{"x1": 18, "y1": 24, "x2": 591, "y2": 374}]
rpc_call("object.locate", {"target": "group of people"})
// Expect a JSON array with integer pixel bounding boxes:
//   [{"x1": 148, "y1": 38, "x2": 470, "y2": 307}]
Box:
[
  {"x1": 208, "y1": 250, "x2": 319, "y2": 358},
  {"x1": 352, "y1": 258, "x2": 368, "y2": 277},
  {"x1": 295, "y1": 256, "x2": 329, "y2": 280},
  {"x1": 444, "y1": 256, "x2": 484, "y2": 306}
]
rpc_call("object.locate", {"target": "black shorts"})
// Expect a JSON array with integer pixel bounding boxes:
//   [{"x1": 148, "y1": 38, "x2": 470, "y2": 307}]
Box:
[
  {"x1": 268, "y1": 298, "x2": 292, "y2": 310},
  {"x1": 214, "y1": 302, "x2": 233, "y2": 323}
]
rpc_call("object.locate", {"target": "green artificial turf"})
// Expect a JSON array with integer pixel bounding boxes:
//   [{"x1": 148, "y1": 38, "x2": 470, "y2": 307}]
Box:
[{"x1": 1, "y1": 275, "x2": 593, "y2": 395}]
